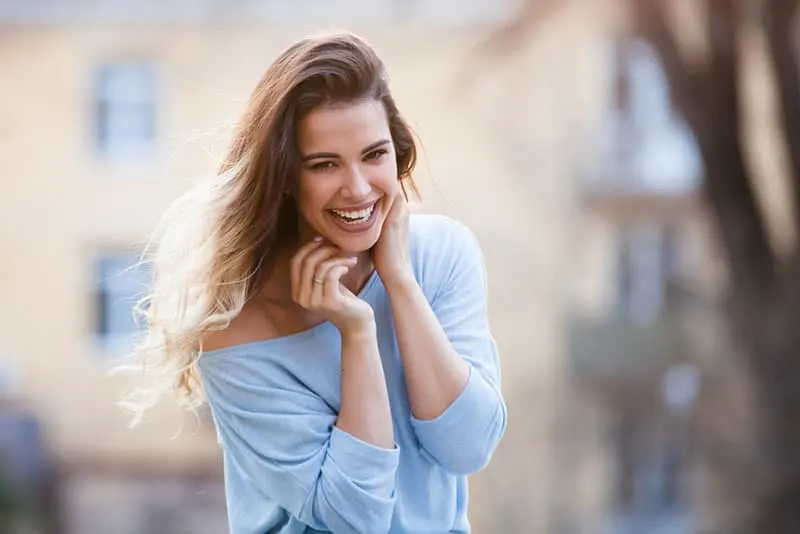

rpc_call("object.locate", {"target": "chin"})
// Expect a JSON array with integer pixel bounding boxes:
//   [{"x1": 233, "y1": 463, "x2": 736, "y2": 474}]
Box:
[{"x1": 327, "y1": 230, "x2": 380, "y2": 254}]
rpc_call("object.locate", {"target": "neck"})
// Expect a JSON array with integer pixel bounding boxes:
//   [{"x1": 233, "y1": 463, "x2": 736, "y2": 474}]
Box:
[{"x1": 342, "y1": 249, "x2": 375, "y2": 294}]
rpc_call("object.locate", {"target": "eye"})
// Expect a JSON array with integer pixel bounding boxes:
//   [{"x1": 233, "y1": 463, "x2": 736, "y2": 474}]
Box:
[
  {"x1": 310, "y1": 161, "x2": 336, "y2": 171},
  {"x1": 364, "y1": 148, "x2": 388, "y2": 161}
]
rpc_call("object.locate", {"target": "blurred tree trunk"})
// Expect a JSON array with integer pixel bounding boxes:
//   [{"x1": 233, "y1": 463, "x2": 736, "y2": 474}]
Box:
[
  {"x1": 629, "y1": 2, "x2": 800, "y2": 531},
  {"x1": 475, "y1": 0, "x2": 800, "y2": 531}
]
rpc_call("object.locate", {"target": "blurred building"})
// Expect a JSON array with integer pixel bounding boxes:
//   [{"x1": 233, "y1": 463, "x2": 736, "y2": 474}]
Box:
[
  {"x1": 0, "y1": 0, "x2": 787, "y2": 533},
  {"x1": 552, "y1": 4, "x2": 791, "y2": 532}
]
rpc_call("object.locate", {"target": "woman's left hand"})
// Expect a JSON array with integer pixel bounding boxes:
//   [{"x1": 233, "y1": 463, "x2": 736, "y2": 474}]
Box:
[{"x1": 373, "y1": 190, "x2": 413, "y2": 287}]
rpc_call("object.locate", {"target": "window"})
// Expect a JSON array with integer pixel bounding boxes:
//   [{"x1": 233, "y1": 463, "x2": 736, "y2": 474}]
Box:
[
  {"x1": 615, "y1": 225, "x2": 680, "y2": 323},
  {"x1": 94, "y1": 61, "x2": 157, "y2": 161},
  {"x1": 611, "y1": 418, "x2": 687, "y2": 522},
  {"x1": 604, "y1": 38, "x2": 701, "y2": 194},
  {"x1": 92, "y1": 251, "x2": 151, "y2": 350},
  {"x1": 614, "y1": 39, "x2": 672, "y2": 128}
]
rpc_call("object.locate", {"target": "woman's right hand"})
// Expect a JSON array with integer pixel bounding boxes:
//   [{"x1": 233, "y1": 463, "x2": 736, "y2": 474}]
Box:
[{"x1": 290, "y1": 237, "x2": 375, "y2": 335}]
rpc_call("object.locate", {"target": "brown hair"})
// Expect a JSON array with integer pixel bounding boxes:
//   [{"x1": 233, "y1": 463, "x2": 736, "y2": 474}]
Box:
[
  {"x1": 122, "y1": 31, "x2": 418, "y2": 422},
  {"x1": 219, "y1": 31, "x2": 418, "y2": 293}
]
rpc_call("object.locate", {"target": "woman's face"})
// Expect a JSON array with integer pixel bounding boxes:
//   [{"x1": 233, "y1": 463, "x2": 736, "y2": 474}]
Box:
[{"x1": 294, "y1": 99, "x2": 399, "y2": 253}]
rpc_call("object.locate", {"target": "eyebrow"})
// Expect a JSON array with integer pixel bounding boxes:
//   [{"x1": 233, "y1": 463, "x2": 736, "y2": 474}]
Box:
[{"x1": 301, "y1": 139, "x2": 391, "y2": 162}]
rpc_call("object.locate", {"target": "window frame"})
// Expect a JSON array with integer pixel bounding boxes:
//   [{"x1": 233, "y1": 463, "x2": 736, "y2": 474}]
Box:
[
  {"x1": 90, "y1": 250, "x2": 151, "y2": 357},
  {"x1": 92, "y1": 59, "x2": 159, "y2": 163}
]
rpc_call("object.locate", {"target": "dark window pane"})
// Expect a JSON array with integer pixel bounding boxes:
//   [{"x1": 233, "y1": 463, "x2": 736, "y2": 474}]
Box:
[
  {"x1": 93, "y1": 252, "x2": 151, "y2": 341},
  {"x1": 93, "y1": 61, "x2": 157, "y2": 159}
]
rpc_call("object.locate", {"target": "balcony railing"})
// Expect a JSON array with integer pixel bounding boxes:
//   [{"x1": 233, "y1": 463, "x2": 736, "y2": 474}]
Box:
[
  {"x1": 566, "y1": 312, "x2": 689, "y2": 387},
  {"x1": 575, "y1": 113, "x2": 702, "y2": 211}
]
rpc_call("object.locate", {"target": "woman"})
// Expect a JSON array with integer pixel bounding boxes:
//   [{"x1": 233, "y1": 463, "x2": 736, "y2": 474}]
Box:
[{"x1": 129, "y1": 31, "x2": 507, "y2": 534}]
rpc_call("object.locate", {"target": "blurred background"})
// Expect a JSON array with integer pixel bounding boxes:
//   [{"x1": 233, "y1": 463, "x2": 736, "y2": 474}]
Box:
[{"x1": 2, "y1": 0, "x2": 800, "y2": 533}]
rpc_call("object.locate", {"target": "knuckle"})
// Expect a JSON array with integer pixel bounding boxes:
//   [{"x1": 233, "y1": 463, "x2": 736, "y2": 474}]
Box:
[
  {"x1": 319, "y1": 259, "x2": 337, "y2": 272},
  {"x1": 325, "y1": 268, "x2": 340, "y2": 281},
  {"x1": 314, "y1": 246, "x2": 335, "y2": 259}
]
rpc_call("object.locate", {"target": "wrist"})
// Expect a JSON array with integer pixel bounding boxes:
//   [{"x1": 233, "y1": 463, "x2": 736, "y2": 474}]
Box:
[
  {"x1": 381, "y1": 268, "x2": 416, "y2": 293},
  {"x1": 339, "y1": 314, "x2": 377, "y2": 342}
]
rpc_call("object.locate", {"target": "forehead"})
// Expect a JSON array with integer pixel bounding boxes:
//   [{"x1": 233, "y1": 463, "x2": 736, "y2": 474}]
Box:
[{"x1": 297, "y1": 99, "x2": 390, "y2": 152}]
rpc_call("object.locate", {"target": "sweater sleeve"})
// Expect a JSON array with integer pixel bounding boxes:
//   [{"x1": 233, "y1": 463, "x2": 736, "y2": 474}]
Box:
[
  {"x1": 409, "y1": 218, "x2": 508, "y2": 475},
  {"x1": 200, "y1": 354, "x2": 399, "y2": 534}
]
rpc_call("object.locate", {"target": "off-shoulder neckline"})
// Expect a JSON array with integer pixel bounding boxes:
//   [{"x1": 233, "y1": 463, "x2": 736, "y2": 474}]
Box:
[{"x1": 199, "y1": 269, "x2": 381, "y2": 358}]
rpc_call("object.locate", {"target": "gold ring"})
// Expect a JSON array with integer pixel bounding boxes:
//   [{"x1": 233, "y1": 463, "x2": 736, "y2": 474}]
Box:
[{"x1": 313, "y1": 278, "x2": 324, "y2": 285}]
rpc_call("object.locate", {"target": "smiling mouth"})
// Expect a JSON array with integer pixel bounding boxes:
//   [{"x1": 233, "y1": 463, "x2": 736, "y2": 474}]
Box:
[{"x1": 329, "y1": 203, "x2": 377, "y2": 225}]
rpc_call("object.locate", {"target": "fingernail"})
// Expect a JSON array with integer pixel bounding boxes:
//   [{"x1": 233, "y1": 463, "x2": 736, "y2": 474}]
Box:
[{"x1": 313, "y1": 236, "x2": 323, "y2": 242}]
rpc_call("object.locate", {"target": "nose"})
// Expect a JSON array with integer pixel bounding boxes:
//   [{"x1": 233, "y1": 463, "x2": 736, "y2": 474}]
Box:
[{"x1": 341, "y1": 164, "x2": 371, "y2": 199}]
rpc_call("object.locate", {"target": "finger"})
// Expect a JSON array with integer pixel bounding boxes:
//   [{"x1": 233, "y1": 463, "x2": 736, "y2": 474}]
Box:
[
  {"x1": 386, "y1": 190, "x2": 407, "y2": 223},
  {"x1": 310, "y1": 258, "x2": 356, "y2": 308},
  {"x1": 302, "y1": 245, "x2": 341, "y2": 288},
  {"x1": 309, "y1": 258, "x2": 345, "y2": 309},
  {"x1": 297, "y1": 246, "x2": 339, "y2": 307},
  {"x1": 322, "y1": 263, "x2": 353, "y2": 303},
  {"x1": 394, "y1": 191, "x2": 408, "y2": 216},
  {"x1": 290, "y1": 237, "x2": 323, "y2": 301},
  {"x1": 313, "y1": 255, "x2": 357, "y2": 285},
  {"x1": 297, "y1": 246, "x2": 340, "y2": 306}
]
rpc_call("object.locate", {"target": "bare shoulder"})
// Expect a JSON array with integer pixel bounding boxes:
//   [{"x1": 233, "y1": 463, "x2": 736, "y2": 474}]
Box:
[{"x1": 201, "y1": 301, "x2": 279, "y2": 352}]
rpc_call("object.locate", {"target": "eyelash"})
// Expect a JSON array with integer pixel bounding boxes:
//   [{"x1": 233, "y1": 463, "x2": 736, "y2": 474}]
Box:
[
  {"x1": 366, "y1": 148, "x2": 388, "y2": 160},
  {"x1": 309, "y1": 148, "x2": 389, "y2": 171},
  {"x1": 310, "y1": 161, "x2": 335, "y2": 171}
]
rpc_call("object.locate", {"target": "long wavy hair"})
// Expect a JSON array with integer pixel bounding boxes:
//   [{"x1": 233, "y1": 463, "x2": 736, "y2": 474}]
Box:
[{"x1": 121, "y1": 31, "x2": 419, "y2": 424}]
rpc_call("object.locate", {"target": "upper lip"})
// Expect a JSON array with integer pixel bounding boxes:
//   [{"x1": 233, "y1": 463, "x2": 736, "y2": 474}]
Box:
[{"x1": 329, "y1": 199, "x2": 380, "y2": 211}]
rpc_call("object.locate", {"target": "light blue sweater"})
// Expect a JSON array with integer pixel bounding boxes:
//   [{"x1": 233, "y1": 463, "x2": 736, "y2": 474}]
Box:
[{"x1": 199, "y1": 214, "x2": 507, "y2": 534}]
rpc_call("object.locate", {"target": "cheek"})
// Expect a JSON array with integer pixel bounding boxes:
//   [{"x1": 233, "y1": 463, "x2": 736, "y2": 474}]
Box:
[
  {"x1": 295, "y1": 176, "x2": 326, "y2": 212},
  {"x1": 375, "y1": 161, "x2": 400, "y2": 191}
]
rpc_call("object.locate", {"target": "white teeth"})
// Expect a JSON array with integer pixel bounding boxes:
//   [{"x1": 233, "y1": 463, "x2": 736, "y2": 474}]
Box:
[{"x1": 331, "y1": 204, "x2": 375, "y2": 224}]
